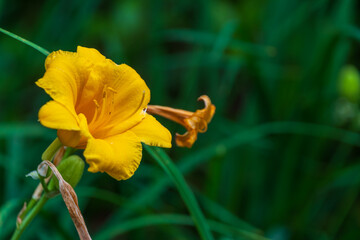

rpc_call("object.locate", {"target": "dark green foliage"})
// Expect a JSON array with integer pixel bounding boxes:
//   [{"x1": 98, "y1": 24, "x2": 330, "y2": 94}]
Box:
[{"x1": 1, "y1": 0, "x2": 360, "y2": 239}]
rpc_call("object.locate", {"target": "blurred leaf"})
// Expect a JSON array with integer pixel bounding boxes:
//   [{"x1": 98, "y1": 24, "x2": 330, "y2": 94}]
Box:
[
  {"x1": 145, "y1": 146, "x2": 214, "y2": 240},
  {"x1": 96, "y1": 214, "x2": 269, "y2": 240},
  {"x1": 0, "y1": 199, "x2": 21, "y2": 238}
]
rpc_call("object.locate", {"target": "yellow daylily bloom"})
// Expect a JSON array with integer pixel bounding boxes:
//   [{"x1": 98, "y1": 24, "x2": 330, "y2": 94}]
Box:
[
  {"x1": 37, "y1": 46, "x2": 172, "y2": 180},
  {"x1": 147, "y1": 95, "x2": 215, "y2": 148}
]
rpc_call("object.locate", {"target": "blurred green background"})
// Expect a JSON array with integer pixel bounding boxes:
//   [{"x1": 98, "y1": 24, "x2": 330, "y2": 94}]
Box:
[{"x1": 1, "y1": 0, "x2": 360, "y2": 239}]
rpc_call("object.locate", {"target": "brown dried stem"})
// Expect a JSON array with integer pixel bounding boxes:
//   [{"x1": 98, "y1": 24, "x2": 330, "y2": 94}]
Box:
[{"x1": 38, "y1": 160, "x2": 91, "y2": 240}]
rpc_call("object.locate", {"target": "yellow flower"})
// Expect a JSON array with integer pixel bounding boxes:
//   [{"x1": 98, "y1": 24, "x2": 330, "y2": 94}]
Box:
[
  {"x1": 36, "y1": 46, "x2": 172, "y2": 180},
  {"x1": 147, "y1": 95, "x2": 215, "y2": 148}
]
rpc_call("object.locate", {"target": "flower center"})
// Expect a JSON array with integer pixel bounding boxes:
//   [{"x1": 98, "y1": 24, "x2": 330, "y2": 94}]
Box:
[{"x1": 89, "y1": 85, "x2": 117, "y2": 128}]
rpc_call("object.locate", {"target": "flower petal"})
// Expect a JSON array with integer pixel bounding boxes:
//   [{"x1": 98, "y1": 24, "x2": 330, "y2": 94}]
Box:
[
  {"x1": 111, "y1": 64, "x2": 151, "y2": 121},
  {"x1": 57, "y1": 130, "x2": 81, "y2": 148},
  {"x1": 57, "y1": 114, "x2": 91, "y2": 148},
  {"x1": 175, "y1": 130, "x2": 198, "y2": 148},
  {"x1": 37, "y1": 47, "x2": 107, "y2": 115},
  {"x1": 84, "y1": 131, "x2": 142, "y2": 180},
  {"x1": 72, "y1": 47, "x2": 108, "y2": 119},
  {"x1": 37, "y1": 47, "x2": 152, "y2": 139},
  {"x1": 77, "y1": 46, "x2": 106, "y2": 63},
  {"x1": 37, "y1": 51, "x2": 82, "y2": 110},
  {"x1": 98, "y1": 64, "x2": 151, "y2": 134},
  {"x1": 196, "y1": 95, "x2": 216, "y2": 123},
  {"x1": 130, "y1": 114, "x2": 172, "y2": 148},
  {"x1": 38, "y1": 101, "x2": 79, "y2": 131}
]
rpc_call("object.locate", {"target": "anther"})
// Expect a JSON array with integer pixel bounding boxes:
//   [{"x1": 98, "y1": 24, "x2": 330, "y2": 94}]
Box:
[
  {"x1": 107, "y1": 87, "x2": 117, "y2": 93},
  {"x1": 93, "y1": 100, "x2": 100, "y2": 108},
  {"x1": 90, "y1": 100, "x2": 100, "y2": 125}
]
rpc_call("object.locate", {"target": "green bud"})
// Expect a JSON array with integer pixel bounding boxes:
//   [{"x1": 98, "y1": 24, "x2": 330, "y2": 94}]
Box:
[
  {"x1": 48, "y1": 155, "x2": 85, "y2": 191},
  {"x1": 42, "y1": 138, "x2": 62, "y2": 161},
  {"x1": 339, "y1": 65, "x2": 360, "y2": 102}
]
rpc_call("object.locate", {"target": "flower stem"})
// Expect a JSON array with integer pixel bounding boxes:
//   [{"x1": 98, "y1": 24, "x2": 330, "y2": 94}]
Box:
[
  {"x1": 144, "y1": 146, "x2": 214, "y2": 240},
  {"x1": 0, "y1": 27, "x2": 50, "y2": 56},
  {"x1": 38, "y1": 175, "x2": 49, "y2": 193},
  {"x1": 62, "y1": 147, "x2": 77, "y2": 159},
  {"x1": 11, "y1": 194, "x2": 49, "y2": 240},
  {"x1": 18, "y1": 199, "x2": 36, "y2": 222}
]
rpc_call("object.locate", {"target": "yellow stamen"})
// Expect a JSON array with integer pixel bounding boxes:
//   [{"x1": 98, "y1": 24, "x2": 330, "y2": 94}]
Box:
[{"x1": 89, "y1": 99, "x2": 100, "y2": 125}]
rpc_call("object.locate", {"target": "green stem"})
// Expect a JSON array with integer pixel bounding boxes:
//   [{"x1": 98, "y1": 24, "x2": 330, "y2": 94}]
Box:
[
  {"x1": 11, "y1": 195, "x2": 48, "y2": 240},
  {"x1": 38, "y1": 175, "x2": 49, "y2": 193},
  {"x1": 18, "y1": 198, "x2": 37, "y2": 222},
  {"x1": 144, "y1": 146, "x2": 214, "y2": 240},
  {"x1": 63, "y1": 147, "x2": 77, "y2": 159},
  {"x1": 0, "y1": 27, "x2": 50, "y2": 56}
]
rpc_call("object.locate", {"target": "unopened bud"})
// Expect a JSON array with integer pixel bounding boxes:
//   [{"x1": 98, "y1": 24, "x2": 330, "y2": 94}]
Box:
[
  {"x1": 42, "y1": 138, "x2": 62, "y2": 161},
  {"x1": 48, "y1": 155, "x2": 84, "y2": 191}
]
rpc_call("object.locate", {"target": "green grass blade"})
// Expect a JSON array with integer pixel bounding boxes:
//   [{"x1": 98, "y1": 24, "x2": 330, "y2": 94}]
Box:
[
  {"x1": 99, "y1": 121, "x2": 360, "y2": 234},
  {"x1": 0, "y1": 27, "x2": 50, "y2": 56},
  {"x1": 0, "y1": 199, "x2": 22, "y2": 239},
  {"x1": 164, "y1": 29, "x2": 274, "y2": 58},
  {"x1": 5, "y1": 136, "x2": 24, "y2": 200},
  {"x1": 144, "y1": 145, "x2": 214, "y2": 240},
  {"x1": 96, "y1": 214, "x2": 268, "y2": 240},
  {"x1": 342, "y1": 25, "x2": 360, "y2": 41},
  {"x1": 196, "y1": 192, "x2": 260, "y2": 233},
  {"x1": 76, "y1": 186, "x2": 126, "y2": 206}
]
